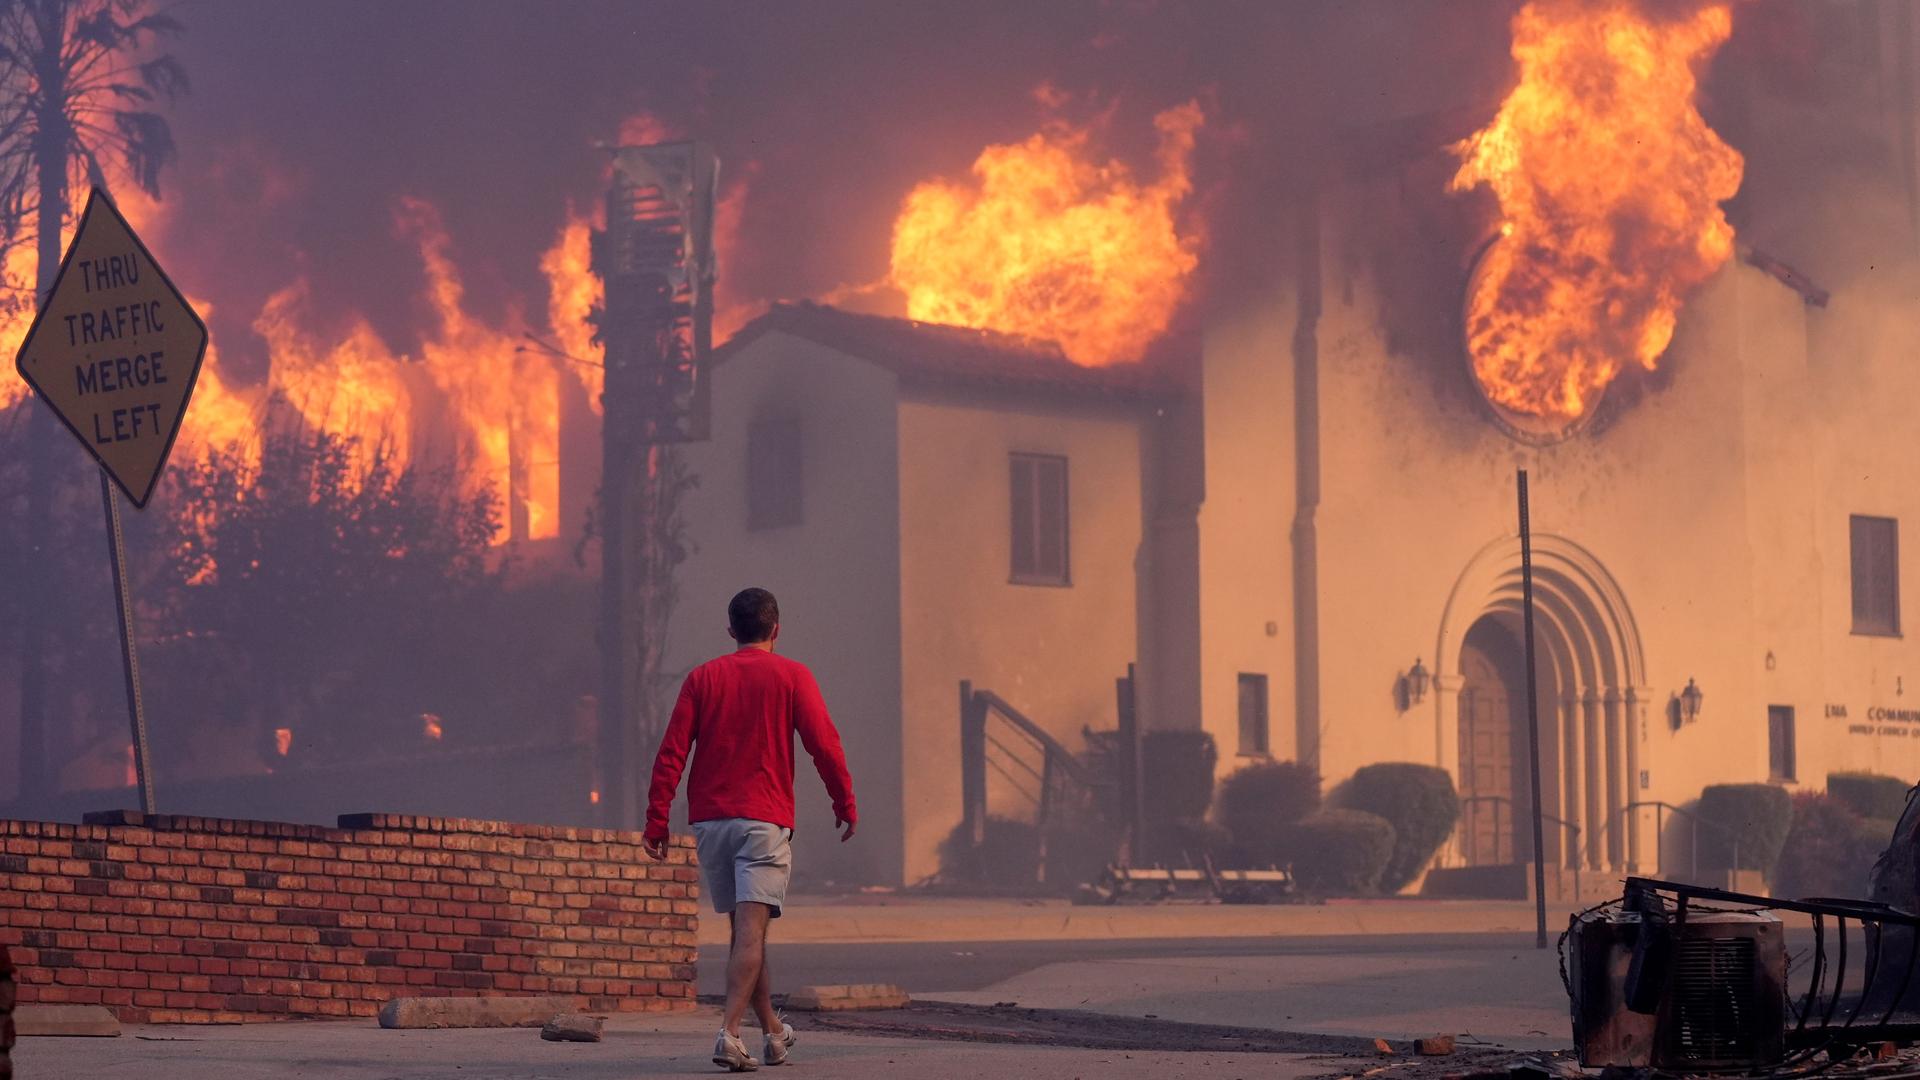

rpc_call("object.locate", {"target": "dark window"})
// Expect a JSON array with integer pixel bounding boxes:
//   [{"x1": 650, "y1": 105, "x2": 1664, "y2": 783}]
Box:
[
  {"x1": 747, "y1": 414, "x2": 803, "y2": 530},
  {"x1": 1852, "y1": 515, "x2": 1900, "y2": 636},
  {"x1": 1768, "y1": 705, "x2": 1796, "y2": 782},
  {"x1": 1010, "y1": 453, "x2": 1069, "y2": 585},
  {"x1": 1237, "y1": 674, "x2": 1270, "y2": 757}
]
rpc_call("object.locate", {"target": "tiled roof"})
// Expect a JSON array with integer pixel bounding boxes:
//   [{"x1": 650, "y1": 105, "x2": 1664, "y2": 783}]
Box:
[{"x1": 717, "y1": 301, "x2": 1180, "y2": 405}]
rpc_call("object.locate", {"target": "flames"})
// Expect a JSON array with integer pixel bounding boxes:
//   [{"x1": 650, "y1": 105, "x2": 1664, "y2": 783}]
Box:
[
  {"x1": 538, "y1": 124, "x2": 755, "y2": 411},
  {"x1": 888, "y1": 101, "x2": 1204, "y2": 366},
  {"x1": 1450, "y1": 0, "x2": 1745, "y2": 423},
  {"x1": 248, "y1": 200, "x2": 568, "y2": 540},
  {"x1": 0, "y1": 108, "x2": 747, "y2": 545},
  {"x1": 2, "y1": 184, "x2": 579, "y2": 544}
]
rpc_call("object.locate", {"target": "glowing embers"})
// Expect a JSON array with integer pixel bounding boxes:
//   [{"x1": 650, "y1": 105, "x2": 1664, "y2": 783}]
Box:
[{"x1": 1449, "y1": 1, "x2": 1744, "y2": 439}]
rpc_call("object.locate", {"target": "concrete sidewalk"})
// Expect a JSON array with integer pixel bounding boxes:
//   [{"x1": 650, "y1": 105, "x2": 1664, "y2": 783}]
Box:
[
  {"x1": 712, "y1": 894, "x2": 1594, "y2": 946},
  {"x1": 9, "y1": 1005, "x2": 1332, "y2": 1080},
  {"x1": 928, "y1": 945, "x2": 1570, "y2": 1050}
]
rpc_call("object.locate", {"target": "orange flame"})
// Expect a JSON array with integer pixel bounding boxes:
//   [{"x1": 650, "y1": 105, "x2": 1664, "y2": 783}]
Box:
[
  {"x1": 0, "y1": 179, "x2": 573, "y2": 545},
  {"x1": 0, "y1": 183, "x2": 259, "y2": 450},
  {"x1": 1450, "y1": 0, "x2": 1745, "y2": 423},
  {"x1": 541, "y1": 210, "x2": 600, "y2": 406},
  {"x1": 887, "y1": 101, "x2": 1204, "y2": 366},
  {"x1": 540, "y1": 113, "x2": 755, "y2": 411},
  {"x1": 250, "y1": 200, "x2": 566, "y2": 542}
]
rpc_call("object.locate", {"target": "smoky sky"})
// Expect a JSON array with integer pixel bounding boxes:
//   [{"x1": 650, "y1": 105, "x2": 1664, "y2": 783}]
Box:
[{"x1": 144, "y1": 0, "x2": 1850, "y2": 387}]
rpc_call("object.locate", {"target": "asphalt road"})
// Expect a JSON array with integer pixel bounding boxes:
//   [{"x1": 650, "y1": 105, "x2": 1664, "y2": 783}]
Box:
[{"x1": 702, "y1": 929, "x2": 1552, "y2": 996}]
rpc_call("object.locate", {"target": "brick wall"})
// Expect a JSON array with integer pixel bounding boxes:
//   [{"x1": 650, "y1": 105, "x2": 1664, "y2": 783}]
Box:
[{"x1": 0, "y1": 812, "x2": 699, "y2": 1024}]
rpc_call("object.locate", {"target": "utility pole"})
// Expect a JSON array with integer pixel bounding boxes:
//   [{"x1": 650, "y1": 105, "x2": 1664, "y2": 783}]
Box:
[
  {"x1": 1518, "y1": 469, "x2": 1549, "y2": 949},
  {"x1": 591, "y1": 141, "x2": 717, "y2": 829}
]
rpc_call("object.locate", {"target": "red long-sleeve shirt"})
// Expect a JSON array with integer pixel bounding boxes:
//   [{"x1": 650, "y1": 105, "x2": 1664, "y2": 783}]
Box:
[{"x1": 644, "y1": 647, "x2": 857, "y2": 844}]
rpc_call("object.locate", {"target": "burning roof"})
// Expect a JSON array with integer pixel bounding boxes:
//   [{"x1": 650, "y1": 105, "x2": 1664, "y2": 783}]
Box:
[{"x1": 719, "y1": 301, "x2": 1178, "y2": 406}]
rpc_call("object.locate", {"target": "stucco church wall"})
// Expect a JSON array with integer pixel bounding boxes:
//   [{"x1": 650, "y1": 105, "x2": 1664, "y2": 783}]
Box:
[
  {"x1": 1182, "y1": 170, "x2": 1920, "y2": 864},
  {"x1": 896, "y1": 395, "x2": 1146, "y2": 883},
  {"x1": 669, "y1": 333, "x2": 904, "y2": 885},
  {"x1": 1794, "y1": 266, "x2": 1920, "y2": 787},
  {"x1": 1303, "y1": 183, "x2": 1920, "y2": 873},
  {"x1": 1312, "y1": 246, "x2": 1783, "y2": 845},
  {"x1": 1192, "y1": 273, "x2": 1301, "y2": 765}
]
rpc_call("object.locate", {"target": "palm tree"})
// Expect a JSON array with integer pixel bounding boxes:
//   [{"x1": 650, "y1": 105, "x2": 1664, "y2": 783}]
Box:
[{"x1": 0, "y1": 0, "x2": 186, "y2": 805}]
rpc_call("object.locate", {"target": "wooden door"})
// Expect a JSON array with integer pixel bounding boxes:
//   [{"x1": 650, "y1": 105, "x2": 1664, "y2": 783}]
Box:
[{"x1": 1459, "y1": 639, "x2": 1518, "y2": 865}]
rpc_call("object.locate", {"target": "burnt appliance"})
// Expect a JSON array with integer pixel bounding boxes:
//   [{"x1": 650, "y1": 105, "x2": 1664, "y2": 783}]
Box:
[{"x1": 1568, "y1": 889, "x2": 1786, "y2": 1072}]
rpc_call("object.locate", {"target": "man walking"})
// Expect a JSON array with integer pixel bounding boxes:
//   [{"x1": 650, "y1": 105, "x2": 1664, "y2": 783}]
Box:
[{"x1": 643, "y1": 587, "x2": 857, "y2": 1072}]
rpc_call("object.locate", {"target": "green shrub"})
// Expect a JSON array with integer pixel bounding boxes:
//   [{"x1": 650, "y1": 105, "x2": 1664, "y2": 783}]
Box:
[
  {"x1": 1290, "y1": 810, "x2": 1397, "y2": 895},
  {"x1": 1773, "y1": 793, "x2": 1889, "y2": 899},
  {"x1": 1828, "y1": 773, "x2": 1914, "y2": 822},
  {"x1": 1142, "y1": 730, "x2": 1219, "y2": 821},
  {"x1": 1697, "y1": 783, "x2": 1794, "y2": 876},
  {"x1": 1343, "y1": 763, "x2": 1461, "y2": 893},
  {"x1": 1218, "y1": 760, "x2": 1322, "y2": 864}
]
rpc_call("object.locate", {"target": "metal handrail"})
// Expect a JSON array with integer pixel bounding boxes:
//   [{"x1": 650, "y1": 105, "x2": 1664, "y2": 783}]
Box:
[
  {"x1": 959, "y1": 681, "x2": 1103, "y2": 886},
  {"x1": 974, "y1": 689, "x2": 1093, "y2": 787},
  {"x1": 1454, "y1": 794, "x2": 1585, "y2": 899},
  {"x1": 1589, "y1": 799, "x2": 1744, "y2": 882}
]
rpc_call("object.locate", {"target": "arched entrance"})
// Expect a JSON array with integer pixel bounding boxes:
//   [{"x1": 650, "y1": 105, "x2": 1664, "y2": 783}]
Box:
[{"x1": 1435, "y1": 534, "x2": 1649, "y2": 872}]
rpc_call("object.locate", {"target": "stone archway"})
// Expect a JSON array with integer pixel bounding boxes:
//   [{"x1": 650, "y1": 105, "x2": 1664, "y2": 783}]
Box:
[{"x1": 1433, "y1": 534, "x2": 1649, "y2": 872}]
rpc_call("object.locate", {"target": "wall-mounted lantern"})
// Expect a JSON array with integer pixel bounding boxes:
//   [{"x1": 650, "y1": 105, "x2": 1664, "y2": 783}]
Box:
[
  {"x1": 1406, "y1": 657, "x2": 1431, "y2": 706},
  {"x1": 1679, "y1": 678, "x2": 1704, "y2": 724}
]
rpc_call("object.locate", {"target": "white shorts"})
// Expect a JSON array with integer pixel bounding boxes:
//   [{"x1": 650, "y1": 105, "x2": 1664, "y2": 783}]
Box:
[{"x1": 692, "y1": 818, "x2": 793, "y2": 918}]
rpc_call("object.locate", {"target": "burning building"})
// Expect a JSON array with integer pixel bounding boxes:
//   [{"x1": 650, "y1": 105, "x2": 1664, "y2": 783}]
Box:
[
  {"x1": 2, "y1": 0, "x2": 1916, "y2": 896},
  {"x1": 658, "y1": 1, "x2": 1920, "y2": 888}
]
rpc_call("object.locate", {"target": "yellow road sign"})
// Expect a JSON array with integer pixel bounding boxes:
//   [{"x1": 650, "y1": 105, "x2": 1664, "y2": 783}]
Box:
[{"x1": 13, "y1": 187, "x2": 209, "y2": 508}]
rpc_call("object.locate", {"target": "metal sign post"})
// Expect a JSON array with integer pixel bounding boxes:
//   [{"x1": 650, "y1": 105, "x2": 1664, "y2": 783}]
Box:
[
  {"x1": 1518, "y1": 468, "x2": 1549, "y2": 949},
  {"x1": 13, "y1": 188, "x2": 209, "y2": 815},
  {"x1": 99, "y1": 471, "x2": 155, "y2": 813}
]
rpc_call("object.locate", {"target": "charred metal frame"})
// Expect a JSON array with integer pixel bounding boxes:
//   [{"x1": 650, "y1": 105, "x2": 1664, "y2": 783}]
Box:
[
  {"x1": 1619, "y1": 877, "x2": 1920, "y2": 1054},
  {"x1": 592, "y1": 141, "x2": 718, "y2": 828}
]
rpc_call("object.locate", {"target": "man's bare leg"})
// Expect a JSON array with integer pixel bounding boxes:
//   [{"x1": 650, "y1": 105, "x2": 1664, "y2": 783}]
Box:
[
  {"x1": 723, "y1": 903, "x2": 777, "y2": 1038},
  {"x1": 752, "y1": 934, "x2": 781, "y2": 1033}
]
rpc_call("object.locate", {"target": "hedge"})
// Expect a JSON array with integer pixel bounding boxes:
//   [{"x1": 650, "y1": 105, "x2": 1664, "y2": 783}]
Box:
[
  {"x1": 1697, "y1": 783, "x2": 1795, "y2": 876},
  {"x1": 1218, "y1": 760, "x2": 1322, "y2": 865},
  {"x1": 1773, "y1": 793, "x2": 1890, "y2": 900},
  {"x1": 1343, "y1": 763, "x2": 1460, "y2": 892},
  {"x1": 1290, "y1": 810, "x2": 1397, "y2": 895},
  {"x1": 1828, "y1": 773, "x2": 1914, "y2": 822}
]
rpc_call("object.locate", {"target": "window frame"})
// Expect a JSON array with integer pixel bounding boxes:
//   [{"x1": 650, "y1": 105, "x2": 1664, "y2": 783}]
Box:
[
  {"x1": 1767, "y1": 705, "x2": 1797, "y2": 783},
  {"x1": 1850, "y1": 514, "x2": 1901, "y2": 638},
  {"x1": 1237, "y1": 673, "x2": 1271, "y2": 758},
  {"x1": 1008, "y1": 452, "x2": 1071, "y2": 587}
]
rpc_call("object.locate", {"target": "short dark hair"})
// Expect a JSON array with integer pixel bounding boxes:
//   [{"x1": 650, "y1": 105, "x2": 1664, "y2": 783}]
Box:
[{"x1": 728, "y1": 588, "x2": 780, "y2": 643}]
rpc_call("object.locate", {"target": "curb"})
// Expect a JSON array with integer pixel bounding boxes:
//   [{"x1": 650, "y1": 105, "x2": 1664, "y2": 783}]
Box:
[
  {"x1": 378, "y1": 996, "x2": 571, "y2": 1030},
  {"x1": 786, "y1": 984, "x2": 912, "y2": 1012},
  {"x1": 10, "y1": 1005, "x2": 120, "y2": 1038}
]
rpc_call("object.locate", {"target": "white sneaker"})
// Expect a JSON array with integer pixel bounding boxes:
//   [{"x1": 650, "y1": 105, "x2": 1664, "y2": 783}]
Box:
[
  {"x1": 713, "y1": 1030, "x2": 760, "y2": 1072},
  {"x1": 763, "y1": 1018, "x2": 798, "y2": 1065}
]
